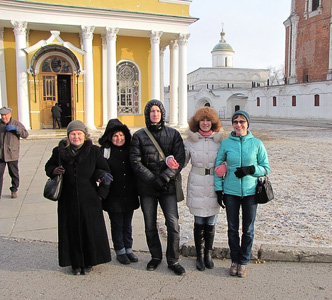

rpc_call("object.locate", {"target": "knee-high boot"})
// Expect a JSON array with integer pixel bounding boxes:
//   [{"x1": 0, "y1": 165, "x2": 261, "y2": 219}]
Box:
[
  {"x1": 194, "y1": 223, "x2": 205, "y2": 271},
  {"x1": 204, "y1": 224, "x2": 215, "y2": 269}
]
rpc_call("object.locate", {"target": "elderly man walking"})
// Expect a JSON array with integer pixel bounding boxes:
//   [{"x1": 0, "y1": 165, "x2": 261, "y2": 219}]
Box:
[{"x1": 0, "y1": 107, "x2": 29, "y2": 198}]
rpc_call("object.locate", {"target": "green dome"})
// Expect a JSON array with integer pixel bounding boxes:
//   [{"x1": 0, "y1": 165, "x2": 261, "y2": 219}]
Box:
[{"x1": 212, "y1": 31, "x2": 234, "y2": 52}]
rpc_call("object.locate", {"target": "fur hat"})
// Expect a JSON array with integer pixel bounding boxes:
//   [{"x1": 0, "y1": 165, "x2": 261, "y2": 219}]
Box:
[
  {"x1": 67, "y1": 120, "x2": 88, "y2": 136},
  {"x1": 232, "y1": 110, "x2": 250, "y2": 127},
  {"x1": 188, "y1": 106, "x2": 222, "y2": 133}
]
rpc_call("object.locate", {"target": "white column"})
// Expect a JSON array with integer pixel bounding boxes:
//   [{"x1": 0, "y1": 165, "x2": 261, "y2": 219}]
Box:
[
  {"x1": 0, "y1": 27, "x2": 7, "y2": 108},
  {"x1": 101, "y1": 35, "x2": 108, "y2": 126},
  {"x1": 11, "y1": 21, "x2": 30, "y2": 129},
  {"x1": 169, "y1": 40, "x2": 179, "y2": 125},
  {"x1": 159, "y1": 46, "x2": 166, "y2": 104},
  {"x1": 178, "y1": 34, "x2": 190, "y2": 128},
  {"x1": 150, "y1": 31, "x2": 163, "y2": 100},
  {"x1": 106, "y1": 27, "x2": 119, "y2": 120},
  {"x1": 81, "y1": 25, "x2": 96, "y2": 129}
]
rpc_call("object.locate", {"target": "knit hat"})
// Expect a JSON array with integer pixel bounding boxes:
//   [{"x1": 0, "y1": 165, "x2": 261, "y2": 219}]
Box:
[
  {"x1": 67, "y1": 120, "x2": 88, "y2": 136},
  {"x1": 0, "y1": 107, "x2": 12, "y2": 114},
  {"x1": 232, "y1": 110, "x2": 250, "y2": 127},
  {"x1": 188, "y1": 106, "x2": 222, "y2": 132}
]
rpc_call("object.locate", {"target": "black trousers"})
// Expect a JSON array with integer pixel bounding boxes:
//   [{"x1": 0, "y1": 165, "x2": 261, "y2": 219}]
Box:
[
  {"x1": 53, "y1": 117, "x2": 62, "y2": 129},
  {"x1": 0, "y1": 159, "x2": 19, "y2": 197}
]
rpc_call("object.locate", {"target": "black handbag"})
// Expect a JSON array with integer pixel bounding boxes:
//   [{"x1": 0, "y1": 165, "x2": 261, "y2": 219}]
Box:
[
  {"x1": 43, "y1": 174, "x2": 63, "y2": 201},
  {"x1": 255, "y1": 169, "x2": 274, "y2": 204},
  {"x1": 143, "y1": 127, "x2": 184, "y2": 202},
  {"x1": 44, "y1": 156, "x2": 63, "y2": 201}
]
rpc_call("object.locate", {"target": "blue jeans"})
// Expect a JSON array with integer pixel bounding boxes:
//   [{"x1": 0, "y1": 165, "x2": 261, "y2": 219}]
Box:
[
  {"x1": 223, "y1": 194, "x2": 257, "y2": 265},
  {"x1": 140, "y1": 194, "x2": 180, "y2": 266},
  {"x1": 194, "y1": 215, "x2": 218, "y2": 226},
  {"x1": 108, "y1": 211, "x2": 134, "y2": 255}
]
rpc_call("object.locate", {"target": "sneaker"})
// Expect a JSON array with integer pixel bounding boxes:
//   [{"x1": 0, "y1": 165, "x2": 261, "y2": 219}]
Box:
[
  {"x1": 117, "y1": 254, "x2": 130, "y2": 265},
  {"x1": 229, "y1": 262, "x2": 238, "y2": 276},
  {"x1": 127, "y1": 252, "x2": 138, "y2": 262},
  {"x1": 237, "y1": 265, "x2": 247, "y2": 278},
  {"x1": 72, "y1": 267, "x2": 80, "y2": 275},
  {"x1": 11, "y1": 191, "x2": 18, "y2": 199},
  {"x1": 147, "y1": 258, "x2": 161, "y2": 271},
  {"x1": 168, "y1": 263, "x2": 186, "y2": 276},
  {"x1": 84, "y1": 266, "x2": 93, "y2": 274}
]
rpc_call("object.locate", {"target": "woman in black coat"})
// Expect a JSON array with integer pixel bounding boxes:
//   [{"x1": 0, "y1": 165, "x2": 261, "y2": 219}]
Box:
[
  {"x1": 45, "y1": 120, "x2": 112, "y2": 275},
  {"x1": 99, "y1": 119, "x2": 139, "y2": 265}
]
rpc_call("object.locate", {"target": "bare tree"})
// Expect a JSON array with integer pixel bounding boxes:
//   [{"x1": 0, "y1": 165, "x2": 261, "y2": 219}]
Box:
[{"x1": 268, "y1": 65, "x2": 285, "y2": 85}]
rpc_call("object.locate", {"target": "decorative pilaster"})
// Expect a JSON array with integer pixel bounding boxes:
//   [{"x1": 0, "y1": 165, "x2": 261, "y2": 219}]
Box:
[
  {"x1": 327, "y1": 5, "x2": 332, "y2": 80},
  {"x1": 178, "y1": 33, "x2": 190, "y2": 127},
  {"x1": 106, "y1": 27, "x2": 119, "y2": 120},
  {"x1": 0, "y1": 27, "x2": 8, "y2": 108},
  {"x1": 81, "y1": 25, "x2": 95, "y2": 129},
  {"x1": 169, "y1": 40, "x2": 179, "y2": 125},
  {"x1": 150, "y1": 31, "x2": 163, "y2": 100},
  {"x1": 289, "y1": 15, "x2": 299, "y2": 84},
  {"x1": 11, "y1": 21, "x2": 30, "y2": 129}
]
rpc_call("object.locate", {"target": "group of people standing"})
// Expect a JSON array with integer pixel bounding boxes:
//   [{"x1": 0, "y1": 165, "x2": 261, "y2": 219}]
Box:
[{"x1": 45, "y1": 99, "x2": 270, "y2": 279}]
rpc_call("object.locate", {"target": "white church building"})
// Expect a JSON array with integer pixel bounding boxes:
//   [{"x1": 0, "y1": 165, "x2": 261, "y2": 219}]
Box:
[{"x1": 165, "y1": 0, "x2": 332, "y2": 122}]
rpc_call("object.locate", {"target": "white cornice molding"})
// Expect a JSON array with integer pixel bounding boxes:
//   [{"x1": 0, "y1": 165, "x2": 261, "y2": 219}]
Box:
[
  {"x1": 0, "y1": 0, "x2": 197, "y2": 28},
  {"x1": 159, "y1": 0, "x2": 192, "y2": 5}
]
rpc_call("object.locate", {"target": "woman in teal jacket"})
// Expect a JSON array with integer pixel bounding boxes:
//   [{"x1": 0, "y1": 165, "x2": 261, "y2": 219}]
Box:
[{"x1": 215, "y1": 110, "x2": 270, "y2": 278}]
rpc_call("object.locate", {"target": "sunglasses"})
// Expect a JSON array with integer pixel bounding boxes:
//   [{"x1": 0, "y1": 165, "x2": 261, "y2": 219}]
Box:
[{"x1": 232, "y1": 120, "x2": 247, "y2": 125}]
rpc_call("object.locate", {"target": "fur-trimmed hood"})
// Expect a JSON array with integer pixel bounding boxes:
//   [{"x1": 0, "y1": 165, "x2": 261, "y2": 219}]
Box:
[
  {"x1": 98, "y1": 118, "x2": 131, "y2": 149},
  {"x1": 188, "y1": 106, "x2": 222, "y2": 133},
  {"x1": 187, "y1": 129, "x2": 223, "y2": 143}
]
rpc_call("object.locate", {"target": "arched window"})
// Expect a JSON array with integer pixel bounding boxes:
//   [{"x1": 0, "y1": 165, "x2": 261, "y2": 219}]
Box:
[
  {"x1": 117, "y1": 61, "x2": 140, "y2": 114},
  {"x1": 257, "y1": 97, "x2": 260, "y2": 107},
  {"x1": 314, "y1": 94, "x2": 320, "y2": 106}
]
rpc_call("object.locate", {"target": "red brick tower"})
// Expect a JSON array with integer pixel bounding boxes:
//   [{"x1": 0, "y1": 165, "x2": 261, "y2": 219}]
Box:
[{"x1": 284, "y1": 0, "x2": 332, "y2": 83}]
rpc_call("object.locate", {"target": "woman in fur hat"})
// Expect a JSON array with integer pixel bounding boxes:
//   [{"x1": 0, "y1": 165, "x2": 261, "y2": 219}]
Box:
[
  {"x1": 184, "y1": 106, "x2": 223, "y2": 271},
  {"x1": 99, "y1": 119, "x2": 139, "y2": 265}
]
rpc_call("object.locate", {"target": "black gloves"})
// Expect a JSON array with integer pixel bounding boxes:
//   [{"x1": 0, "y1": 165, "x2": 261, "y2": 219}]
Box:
[
  {"x1": 153, "y1": 175, "x2": 167, "y2": 192},
  {"x1": 216, "y1": 191, "x2": 225, "y2": 209},
  {"x1": 100, "y1": 172, "x2": 113, "y2": 185},
  {"x1": 234, "y1": 166, "x2": 255, "y2": 178}
]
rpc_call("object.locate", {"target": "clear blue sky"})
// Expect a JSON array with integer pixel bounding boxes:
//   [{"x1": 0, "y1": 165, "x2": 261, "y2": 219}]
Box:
[{"x1": 163, "y1": 0, "x2": 291, "y2": 85}]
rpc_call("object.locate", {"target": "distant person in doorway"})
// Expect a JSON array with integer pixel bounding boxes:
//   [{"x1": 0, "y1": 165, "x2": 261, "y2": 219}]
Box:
[
  {"x1": 0, "y1": 106, "x2": 29, "y2": 199},
  {"x1": 51, "y1": 103, "x2": 62, "y2": 129}
]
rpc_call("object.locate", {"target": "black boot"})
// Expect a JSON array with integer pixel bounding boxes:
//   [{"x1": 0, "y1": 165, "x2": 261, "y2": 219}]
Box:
[
  {"x1": 194, "y1": 223, "x2": 205, "y2": 271},
  {"x1": 204, "y1": 224, "x2": 215, "y2": 269}
]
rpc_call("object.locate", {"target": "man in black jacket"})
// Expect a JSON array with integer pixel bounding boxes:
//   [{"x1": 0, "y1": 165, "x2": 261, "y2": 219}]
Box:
[{"x1": 130, "y1": 99, "x2": 186, "y2": 276}]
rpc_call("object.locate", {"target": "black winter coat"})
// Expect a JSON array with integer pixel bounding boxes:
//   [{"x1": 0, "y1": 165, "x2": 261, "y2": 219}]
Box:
[
  {"x1": 45, "y1": 139, "x2": 111, "y2": 268},
  {"x1": 130, "y1": 100, "x2": 185, "y2": 197},
  {"x1": 99, "y1": 119, "x2": 139, "y2": 213}
]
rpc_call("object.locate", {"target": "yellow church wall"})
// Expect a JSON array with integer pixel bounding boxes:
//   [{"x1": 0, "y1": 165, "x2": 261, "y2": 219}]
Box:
[
  {"x1": 92, "y1": 34, "x2": 103, "y2": 127},
  {"x1": 25, "y1": 0, "x2": 190, "y2": 17},
  {"x1": 116, "y1": 36, "x2": 151, "y2": 128},
  {"x1": 3, "y1": 28, "x2": 18, "y2": 120}
]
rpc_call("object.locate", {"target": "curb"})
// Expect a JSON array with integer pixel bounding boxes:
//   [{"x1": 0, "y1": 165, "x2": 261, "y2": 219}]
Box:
[{"x1": 180, "y1": 242, "x2": 332, "y2": 263}]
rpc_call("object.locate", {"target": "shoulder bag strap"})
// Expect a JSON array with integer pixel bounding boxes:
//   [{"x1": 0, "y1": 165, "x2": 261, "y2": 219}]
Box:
[{"x1": 143, "y1": 127, "x2": 166, "y2": 162}]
